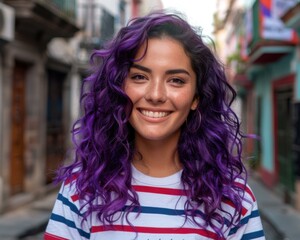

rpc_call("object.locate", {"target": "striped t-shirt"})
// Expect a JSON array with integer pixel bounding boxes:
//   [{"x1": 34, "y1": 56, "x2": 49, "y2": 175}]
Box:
[{"x1": 45, "y1": 166, "x2": 265, "y2": 239}]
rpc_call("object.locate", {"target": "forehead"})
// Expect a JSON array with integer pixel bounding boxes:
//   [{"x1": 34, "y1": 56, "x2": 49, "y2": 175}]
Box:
[{"x1": 134, "y1": 37, "x2": 192, "y2": 68}]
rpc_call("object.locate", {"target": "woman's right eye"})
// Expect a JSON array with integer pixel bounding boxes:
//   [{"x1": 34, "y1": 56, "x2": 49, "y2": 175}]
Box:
[{"x1": 131, "y1": 74, "x2": 146, "y2": 80}]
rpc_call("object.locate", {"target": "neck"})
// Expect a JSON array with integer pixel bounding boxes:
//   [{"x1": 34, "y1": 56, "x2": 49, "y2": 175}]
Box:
[{"x1": 132, "y1": 134, "x2": 182, "y2": 177}]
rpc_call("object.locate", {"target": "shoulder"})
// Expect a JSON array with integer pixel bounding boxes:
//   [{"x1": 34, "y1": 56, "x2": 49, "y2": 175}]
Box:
[
  {"x1": 235, "y1": 178, "x2": 256, "y2": 202},
  {"x1": 225, "y1": 180, "x2": 265, "y2": 239},
  {"x1": 56, "y1": 173, "x2": 85, "y2": 212},
  {"x1": 233, "y1": 178, "x2": 258, "y2": 213},
  {"x1": 60, "y1": 173, "x2": 79, "y2": 196},
  {"x1": 220, "y1": 178, "x2": 258, "y2": 221},
  {"x1": 229, "y1": 178, "x2": 262, "y2": 231},
  {"x1": 45, "y1": 173, "x2": 92, "y2": 239}
]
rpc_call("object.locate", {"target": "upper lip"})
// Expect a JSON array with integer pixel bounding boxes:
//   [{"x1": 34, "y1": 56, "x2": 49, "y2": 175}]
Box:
[{"x1": 137, "y1": 107, "x2": 172, "y2": 112}]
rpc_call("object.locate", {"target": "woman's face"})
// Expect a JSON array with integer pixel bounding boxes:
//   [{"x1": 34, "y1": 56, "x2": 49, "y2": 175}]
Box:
[{"x1": 124, "y1": 37, "x2": 198, "y2": 143}]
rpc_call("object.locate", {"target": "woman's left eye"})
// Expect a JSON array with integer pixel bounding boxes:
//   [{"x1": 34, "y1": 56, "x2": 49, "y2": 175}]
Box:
[{"x1": 170, "y1": 78, "x2": 185, "y2": 85}]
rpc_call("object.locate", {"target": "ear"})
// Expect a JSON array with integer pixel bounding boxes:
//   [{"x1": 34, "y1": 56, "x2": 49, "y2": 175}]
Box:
[{"x1": 190, "y1": 95, "x2": 199, "y2": 110}]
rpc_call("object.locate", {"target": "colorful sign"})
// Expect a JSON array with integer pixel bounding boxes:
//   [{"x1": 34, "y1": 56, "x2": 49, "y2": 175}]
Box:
[{"x1": 260, "y1": 0, "x2": 297, "y2": 42}]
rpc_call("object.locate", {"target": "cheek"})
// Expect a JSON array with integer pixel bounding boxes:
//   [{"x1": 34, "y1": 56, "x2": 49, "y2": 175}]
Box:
[
  {"x1": 171, "y1": 90, "x2": 196, "y2": 109},
  {"x1": 126, "y1": 90, "x2": 139, "y2": 104},
  {"x1": 124, "y1": 82, "x2": 145, "y2": 102},
  {"x1": 124, "y1": 84, "x2": 136, "y2": 102}
]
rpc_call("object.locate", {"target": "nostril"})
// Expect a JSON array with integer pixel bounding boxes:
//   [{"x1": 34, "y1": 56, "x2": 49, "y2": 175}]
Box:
[{"x1": 144, "y1": 87, "x2": 167, "y2": 103}]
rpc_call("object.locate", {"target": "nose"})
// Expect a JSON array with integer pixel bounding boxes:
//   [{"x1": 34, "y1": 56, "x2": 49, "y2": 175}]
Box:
[{"x1": 144, "y1": 78, "x2": 167, "y2": 104}]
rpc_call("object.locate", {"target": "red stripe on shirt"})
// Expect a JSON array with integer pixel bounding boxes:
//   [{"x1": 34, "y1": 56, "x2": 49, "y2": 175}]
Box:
[
  {"x1": 132, "y1": 185, "x2": 186, "y2": 196},
  {"x1": 65, "y1": 173, "x2": 79, "y2": 185},
  {"x1": 71, "y1": 194, "x2": 79, "y2": 202},
  {"x1": 91, "y1": 225, "x2": 224, "y2": 239},
  {"x1": 223, "y1": 198, "x2": 247, "y2": 216},
  {"x1": 44, "y1": 232, "x2": 68, "y2": 240},
  {"x1": 234, "y1": 182, "x2": 256, "y2": 202}
]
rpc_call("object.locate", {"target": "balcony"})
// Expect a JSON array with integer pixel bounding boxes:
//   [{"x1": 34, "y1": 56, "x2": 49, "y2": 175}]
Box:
[
  {"x1": 4, "y1": 0, "x2": 79, "y2": 43},
  {"x1": 281, "y1": 2, "x2": 300, "y2": 30},
  {"x1": 247, "y1": 0, "x2": 297, "y2": 65},
  {"x1": 227, "y1": 52, "x2": 252, "y2": 90}
]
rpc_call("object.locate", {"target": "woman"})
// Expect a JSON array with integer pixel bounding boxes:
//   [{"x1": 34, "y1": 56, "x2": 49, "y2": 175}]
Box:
[{"x1": 45, "y1": 11, "x2": 265, "y2": 240}]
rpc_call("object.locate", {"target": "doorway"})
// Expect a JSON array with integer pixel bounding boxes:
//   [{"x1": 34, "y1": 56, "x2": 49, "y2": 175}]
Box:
[
  {"x1": 45, "y1": 69, "x2": 66, "y2": 184},
  {"x1": 275, "y1": 86, "x2": 294, "y2": 202},
  {"x1": 10, "y1": 61, "x2": 28, "y2": 195}
]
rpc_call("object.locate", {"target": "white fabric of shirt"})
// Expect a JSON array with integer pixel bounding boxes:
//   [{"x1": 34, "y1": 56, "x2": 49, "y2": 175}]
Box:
[{"x1": 45, "y1": 165, "x2": 265, "y2": 240}]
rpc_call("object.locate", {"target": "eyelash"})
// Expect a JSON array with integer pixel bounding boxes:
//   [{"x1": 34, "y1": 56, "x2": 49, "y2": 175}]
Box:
[
  {"x1": 169, "y1": 78, "x2": 185, "y2": 85},
  {"x1": 129, "y1": 73, "x2": 186, "y2": 85},
  {"x1": 131, "y1": 74, "x2": 147, "y2": 80}
]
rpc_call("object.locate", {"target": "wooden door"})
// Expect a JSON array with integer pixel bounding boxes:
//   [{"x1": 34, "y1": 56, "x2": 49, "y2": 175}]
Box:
[{"x1": 10, "y1": 61, "x2": 28, "y2": 195}]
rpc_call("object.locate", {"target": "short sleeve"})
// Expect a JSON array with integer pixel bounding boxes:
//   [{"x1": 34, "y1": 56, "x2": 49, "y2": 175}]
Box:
[
  {"x1": 226, "y1": 184, "x2": 265, "y2": 240},
  {"x1": 44, "y1": 179, "x2": 91, "y2": 240}
]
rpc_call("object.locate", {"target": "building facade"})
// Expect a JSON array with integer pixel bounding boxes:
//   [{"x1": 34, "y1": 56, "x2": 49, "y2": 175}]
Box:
[
  {"x1": 0, "y1": 0, "x2": 79, "y2": 212},
  {"x1": 281, "y1": 2, "x2": 300, "y2": 210},
  {"x1": 0, "y1": 0, "x2": 164, "y2": 214},
  {"x1": 215, "y1": 0, "x2": 300, "y2": 210}
]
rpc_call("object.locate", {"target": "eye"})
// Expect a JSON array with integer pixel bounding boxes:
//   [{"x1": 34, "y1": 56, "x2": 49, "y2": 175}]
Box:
[
  {"x1": 169, "y1": 77, "x2": 185, "y2": 85},
  {"x1": 131, "y1": 74, "x2": 145, "y2": 80},
  {"x1": 131, "y1": 74, "x2": 147, "y2": 81}
]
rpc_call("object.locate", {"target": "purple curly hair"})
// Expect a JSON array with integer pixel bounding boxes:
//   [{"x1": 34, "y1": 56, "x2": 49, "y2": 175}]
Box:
[{"x1": 57, "y1": 11, "x2": 247, "y2": 238}]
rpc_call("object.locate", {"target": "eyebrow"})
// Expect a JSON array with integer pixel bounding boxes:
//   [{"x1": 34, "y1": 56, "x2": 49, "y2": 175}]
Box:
[{"x1": 131, "y1": 64, "x2": 191, "y2": 76}]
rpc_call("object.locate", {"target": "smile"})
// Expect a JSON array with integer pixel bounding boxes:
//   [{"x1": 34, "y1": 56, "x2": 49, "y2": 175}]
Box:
[{"x1": 140, "y1": 110, "x2": 170, "y2": 118}]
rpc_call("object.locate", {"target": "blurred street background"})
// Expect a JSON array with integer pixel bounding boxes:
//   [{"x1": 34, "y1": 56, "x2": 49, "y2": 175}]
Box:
[{"x1": 0, "y1": 0, "x2": 300, "y2": 239}]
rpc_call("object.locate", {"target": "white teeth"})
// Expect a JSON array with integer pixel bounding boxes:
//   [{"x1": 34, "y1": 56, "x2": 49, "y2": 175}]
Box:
[{"x1": 141, "y1": 110, "x2": 169, "y2": 118}]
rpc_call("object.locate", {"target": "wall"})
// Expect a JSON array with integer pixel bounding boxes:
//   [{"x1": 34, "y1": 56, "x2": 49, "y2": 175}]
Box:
[
  {"x1": 251, "y1": 52, "x2": 295, "y2": 173},
  {"x1": 296, "y1": 41, "x2": 300, "y2": 101}
]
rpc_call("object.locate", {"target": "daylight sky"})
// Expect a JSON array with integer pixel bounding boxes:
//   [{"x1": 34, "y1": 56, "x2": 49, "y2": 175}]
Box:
[{"x1": 161, "y1": 0, "x2": 217, "y2": 39}]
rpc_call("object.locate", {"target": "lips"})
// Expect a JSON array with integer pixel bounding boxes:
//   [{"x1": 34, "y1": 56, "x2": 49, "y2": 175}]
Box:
[{"x1": 140, "y1": 109, "x2": 170, "y2": 118}]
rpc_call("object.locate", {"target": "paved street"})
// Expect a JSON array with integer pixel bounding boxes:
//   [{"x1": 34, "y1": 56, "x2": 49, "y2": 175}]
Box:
[
  {"x1": 21, "y1": 232, "x2": 44, "y2": 240},
  {"x1": 262, "y1": 216, "x2": 284, "y2": 240}
]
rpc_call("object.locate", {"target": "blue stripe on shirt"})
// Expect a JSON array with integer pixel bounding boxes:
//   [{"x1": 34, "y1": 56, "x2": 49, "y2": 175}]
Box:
[
  {"x1": 228, "y1": 210, "x2": 261, "y2": 235},
  {"x1": 241, "y1": 230, "x2": 265, "y2": 239},
  {"x1": 57, "y1": 193, "x2": 82, "y2": 216},
  {"x1": 123, "y1": 205, "x2": 202, "y2": 216},
  {"x1": 135, "y1": 206, "x2": 186, "y2": 215},
  {"x1": 123, "y1": 206, "x2": 231, "y2": 226},
  {"x1": 50, "y1": 213, "x2": 90, "y2": 239}
]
